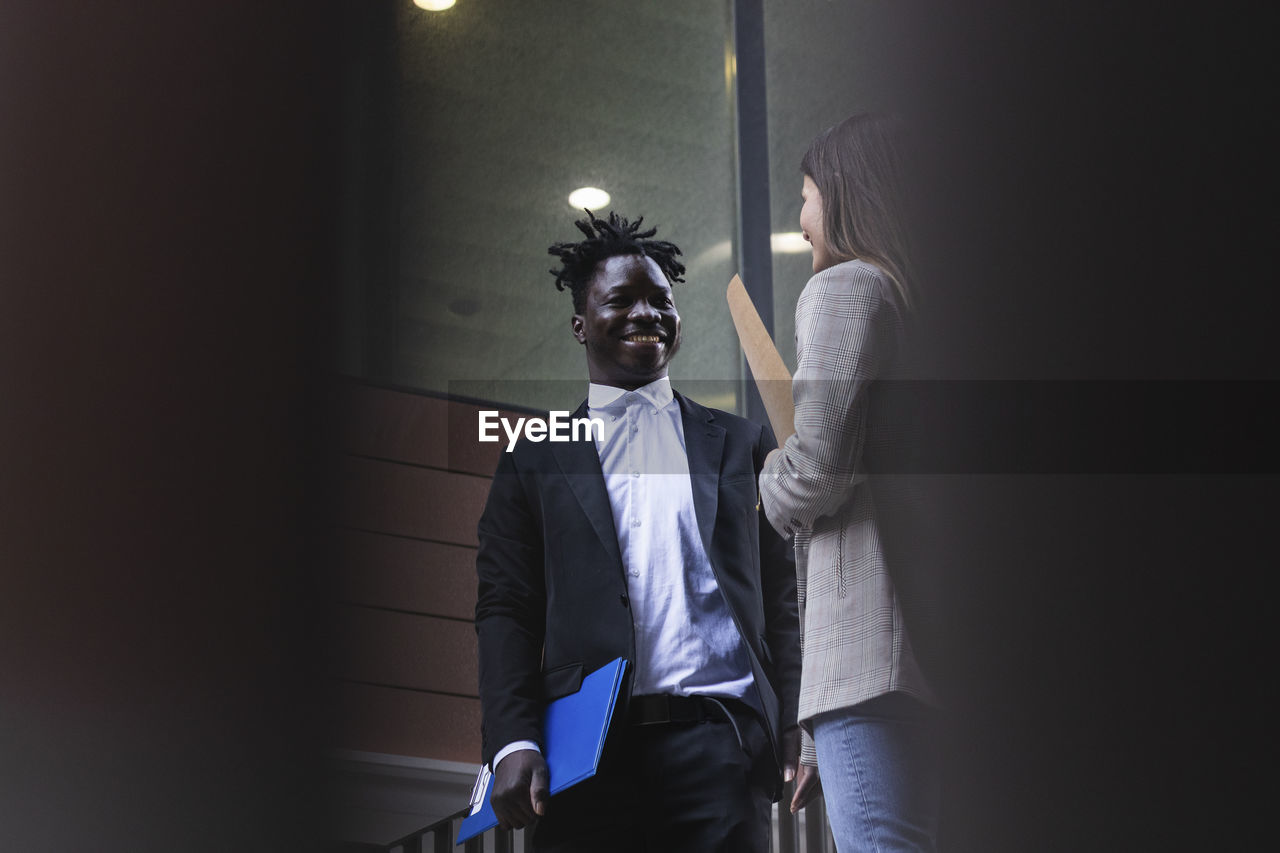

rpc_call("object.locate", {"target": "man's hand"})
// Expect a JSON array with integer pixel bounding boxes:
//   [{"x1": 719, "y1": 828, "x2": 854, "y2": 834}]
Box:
[
  {"x1": 490, "y1": 750, "x2": 550, "y2": 830},
  {"x1": 790, "y1": 761, "x2": 822, "y2": 813},
  {"x1": 778, "y1": 722, "x2": 819, "y2": 809},
  {"x1": 782, "y1": 725, "x2": 822, "y2": 813}
]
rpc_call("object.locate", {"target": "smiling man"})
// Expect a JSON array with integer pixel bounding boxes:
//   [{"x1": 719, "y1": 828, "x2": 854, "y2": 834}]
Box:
[{"x1": 473, "y1": 211, "x2": 802, "y2": 853}]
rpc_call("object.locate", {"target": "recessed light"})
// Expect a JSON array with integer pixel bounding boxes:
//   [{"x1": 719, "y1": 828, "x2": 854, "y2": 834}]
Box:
[
  {"x1": 568, "y1": 187, "x2": 611, "y2": 211},
  {"x1": 771, "y1": 232, "x2": 810, "y2": 254},
  {"x1": 413, "y1": 0, "x2": 456, "y2": 11}
]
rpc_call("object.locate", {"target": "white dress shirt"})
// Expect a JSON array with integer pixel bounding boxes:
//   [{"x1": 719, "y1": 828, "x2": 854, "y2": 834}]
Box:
[{"x1": 493, "y1": 377, "x2": 757, "y2": 771}]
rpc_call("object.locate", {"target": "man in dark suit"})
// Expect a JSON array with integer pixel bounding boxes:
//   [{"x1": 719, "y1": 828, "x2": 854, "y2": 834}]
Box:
[{"x1": 474, "y1": 211, "x2": 802, "y2": 853}]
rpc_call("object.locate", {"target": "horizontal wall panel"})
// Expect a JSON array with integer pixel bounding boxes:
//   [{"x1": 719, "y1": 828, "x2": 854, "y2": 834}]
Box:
[
  {"x1": 333, "y1": 607, "x2": 477, "y2": 697},
  {"x1": 336, "y1": 457, "x2": 490, "y2": 546},
  {"x1": 334, "y1": 383, "x2": 519, "y2": 477},
  {"x1": 333, "y1": 681, "x2": 482, "y2": 765},
  {"x1": 335, "y1": 383, "x2": 446, "y2": 467},
  {"x1": 334, "y1": 529, "x2": 476, "y2": 620}
]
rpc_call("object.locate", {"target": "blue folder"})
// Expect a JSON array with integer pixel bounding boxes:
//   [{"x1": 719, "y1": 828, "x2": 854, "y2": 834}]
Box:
[{"x1": 456, "y1": 657, "x2": 628, "y2": 845}]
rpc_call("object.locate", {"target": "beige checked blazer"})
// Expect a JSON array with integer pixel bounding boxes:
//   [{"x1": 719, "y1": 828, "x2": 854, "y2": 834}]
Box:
[{"x1": 760, "y1": 259, "x2": 936, "y2": 753}]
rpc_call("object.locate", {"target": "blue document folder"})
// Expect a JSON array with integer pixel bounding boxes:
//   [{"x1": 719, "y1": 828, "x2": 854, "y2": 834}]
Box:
[{"x1": 456, "y1": 657, "x2": 628, "y2": 845}]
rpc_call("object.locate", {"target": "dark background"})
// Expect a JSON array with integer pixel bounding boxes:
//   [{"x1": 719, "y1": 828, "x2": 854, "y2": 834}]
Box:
[
  {"x1": 1, "y1": 2, "x2": 340, "y2": 849},
  {"x1": 2, "y1": 1, "x2": 1274, "y2": 850}
]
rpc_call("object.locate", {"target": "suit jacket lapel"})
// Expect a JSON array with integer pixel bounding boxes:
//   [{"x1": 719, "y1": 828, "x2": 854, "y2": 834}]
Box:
[
  {"x1": 550, "y1": 400, "x2": 623, "y2": 569},
  {"x1": 677, "y1": 392, "x2": 726, "y2": 560}
]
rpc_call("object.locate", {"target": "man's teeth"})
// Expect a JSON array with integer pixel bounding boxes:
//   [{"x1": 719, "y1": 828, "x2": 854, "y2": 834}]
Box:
[{"x1": 625, "y1": 335, "x2": 661, "y2": 343}]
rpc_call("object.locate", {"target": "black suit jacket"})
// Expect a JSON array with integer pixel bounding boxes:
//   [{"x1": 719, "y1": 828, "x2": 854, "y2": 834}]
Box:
[{"x1": 475, "y1": 391, "x2": 801, "y2": 791}]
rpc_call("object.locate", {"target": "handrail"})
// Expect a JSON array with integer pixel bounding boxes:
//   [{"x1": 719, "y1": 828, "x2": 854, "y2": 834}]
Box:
[
  {"x1": 382, "y1": 806, "x2": 472, "y2": 852},
  {"x1": 365, "y1": 792, "x2": 830, "y2": 853}
]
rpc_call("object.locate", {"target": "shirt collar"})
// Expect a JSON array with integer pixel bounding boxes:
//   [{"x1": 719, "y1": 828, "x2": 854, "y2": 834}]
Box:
[{"x1": 588, "y1": 376, "x2": 675, "y2": 412}]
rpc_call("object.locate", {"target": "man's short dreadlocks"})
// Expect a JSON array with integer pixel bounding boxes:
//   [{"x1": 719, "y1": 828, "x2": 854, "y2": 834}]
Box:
[{"x1": 548, "y1": 210, "x2": 686, "y2": 313}]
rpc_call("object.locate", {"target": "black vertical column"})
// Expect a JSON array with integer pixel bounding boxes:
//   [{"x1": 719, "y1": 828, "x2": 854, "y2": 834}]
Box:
[
  {"x1": 339, "y1": 0, "x2": 401, "y2": 382},
  {"x1": 731, "y1": 0, "x2": 773, "y2": 428}
]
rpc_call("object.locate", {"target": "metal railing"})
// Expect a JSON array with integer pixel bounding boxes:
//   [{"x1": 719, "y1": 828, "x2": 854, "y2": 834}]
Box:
[
  {"x1": 342, "y1": 782, "x2": 833, "y2": 853},
  {"x1": 774, "y1": 783, "x2": 835, "y2": 853}
]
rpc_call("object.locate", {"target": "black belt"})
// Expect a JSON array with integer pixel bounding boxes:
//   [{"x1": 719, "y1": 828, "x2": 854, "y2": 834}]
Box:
[{"x1": 628, "y1": 693, "x2": 750, "y2": 727}]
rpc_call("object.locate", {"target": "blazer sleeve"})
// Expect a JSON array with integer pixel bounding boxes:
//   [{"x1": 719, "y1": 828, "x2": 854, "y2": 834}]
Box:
[
  {"x1": 760, "y1": 262, "x2": 902, "y2": 537},
  {"x1": 474, "y1": 447, "x2": 548, "y2": 768},
  {"x1": 753, "y1": 420, "x2": 802, "y2": 732}
]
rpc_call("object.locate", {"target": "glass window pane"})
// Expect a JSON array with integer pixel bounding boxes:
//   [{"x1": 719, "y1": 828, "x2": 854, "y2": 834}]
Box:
[
  {"x1": 763, "y1": 1, "x2": 906, "y2": 370},
  {"x1": 349, "y1": 1, "x2": 744, "y2": 414}
]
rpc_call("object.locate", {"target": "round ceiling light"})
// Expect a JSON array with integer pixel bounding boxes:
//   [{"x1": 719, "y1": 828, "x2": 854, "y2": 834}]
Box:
[
  {"x1": 567, "y1": 187, "x2": 611, "y2": 211},
  {"x1": 771, "y1": 232, "x2": 810, "y2": 254},
  {"x1": 413, "y1": 0, "x2": 456, "y2": 10}
]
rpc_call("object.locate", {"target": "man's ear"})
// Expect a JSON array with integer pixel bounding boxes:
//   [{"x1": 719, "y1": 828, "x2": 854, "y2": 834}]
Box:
[{"x1": 571, "y1": 314, "x2": 586, "y2": 344}]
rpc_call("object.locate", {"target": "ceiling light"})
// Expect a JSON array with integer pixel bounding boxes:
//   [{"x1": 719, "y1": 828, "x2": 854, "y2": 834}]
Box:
[
  {"x1": 567, "y1": 187, "x2": 611, "y2": 211},
  {"x1": 413, "y1": 0, "x2": 456, "y2": 10},
  {"x1": 771, "y1": 232, "x2": 810, "y2": 254}
]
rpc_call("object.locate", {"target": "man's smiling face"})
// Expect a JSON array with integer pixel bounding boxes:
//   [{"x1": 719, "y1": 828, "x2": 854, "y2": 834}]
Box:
[{"x1": 572, "y1": 253, "x2": 681, "y2": 390}]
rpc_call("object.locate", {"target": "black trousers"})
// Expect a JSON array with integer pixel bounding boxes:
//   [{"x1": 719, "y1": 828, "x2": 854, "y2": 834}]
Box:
[{"x1": 530, "y1": 700, "x2": 775, "y2": 853}]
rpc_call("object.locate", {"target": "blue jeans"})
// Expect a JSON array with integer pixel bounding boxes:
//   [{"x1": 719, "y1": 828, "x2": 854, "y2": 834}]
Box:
[{"x1": 812, "y1": 692, "x2": 941, "y2": 853}]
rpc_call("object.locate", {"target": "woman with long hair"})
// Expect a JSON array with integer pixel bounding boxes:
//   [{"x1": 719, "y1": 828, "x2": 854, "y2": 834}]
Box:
[{"x1": 760, "y1": 113, "x2": 940, "y2": 852}]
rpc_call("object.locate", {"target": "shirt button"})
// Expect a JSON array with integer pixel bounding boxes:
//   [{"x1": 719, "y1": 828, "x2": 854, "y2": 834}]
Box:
[
  {"x1": 631, "y1": 518, "x2": 641, "y2": 527},
  {"x1": 629, "y1": 569, "x2": 640, "y2": 577},
  {"x1": 631, "y1": 471, "x2": 640, "y2": 478}
]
